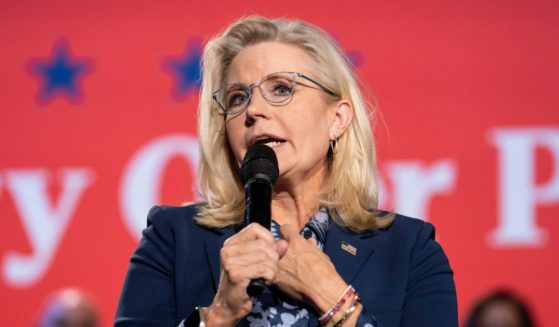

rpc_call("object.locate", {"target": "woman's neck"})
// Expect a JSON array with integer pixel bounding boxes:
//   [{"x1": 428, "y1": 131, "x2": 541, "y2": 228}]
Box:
[{"x1": 271, "y1": 169, "x2": 326, "y2": 230}]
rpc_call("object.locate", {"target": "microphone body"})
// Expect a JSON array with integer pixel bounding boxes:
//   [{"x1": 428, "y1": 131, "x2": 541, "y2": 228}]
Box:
[
  {"x1": 243, "y1": 175, "x2": 272, "y2": 297},
  {"x1": 240, "y1": 144, "x2": 279, "y2": 298},
  {"x1": 243, "y1": 174, "x2": 273, "y2": 229}
]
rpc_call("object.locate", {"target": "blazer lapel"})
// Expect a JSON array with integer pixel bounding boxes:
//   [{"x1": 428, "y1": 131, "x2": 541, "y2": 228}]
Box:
[
  {"x1": 204, "y1": 227, "x2": 235, "y2": 291},
  {"x1": 324, "y1": 223, "x2": 376, "y2": 284}
]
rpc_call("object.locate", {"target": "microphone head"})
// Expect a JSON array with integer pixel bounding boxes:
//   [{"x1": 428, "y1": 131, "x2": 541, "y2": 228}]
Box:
[{"x1": 240, "y1": 144, "x2": 279, "y2": 185}]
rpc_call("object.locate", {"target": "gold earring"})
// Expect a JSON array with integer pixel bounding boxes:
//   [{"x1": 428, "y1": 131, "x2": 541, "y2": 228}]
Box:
[{"x1": 329, "y1": 139, "x2": 338, "y2": 155}]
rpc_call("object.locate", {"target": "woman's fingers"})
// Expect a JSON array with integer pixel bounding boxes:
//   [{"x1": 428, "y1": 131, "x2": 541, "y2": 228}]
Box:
[
  {"x1": 221, "y1": 243, "x2": 279, "y2": 266},
  {"x1": 221, "y1": 238, "x2": 279, "y2": 262},
  {"x1": 225, "y1": 223, "x2": 275, "y2": 245},
  {"x1": 222, "y1": 259, "x2": 278, "y2": 284},
  {"x1": 221, "y1": 224, "x2": 279, "y2": 280},
  {"x1": 219, "y1": 223, "x2": 281, "y2": 287},
  {"x1": 208, "y1": 224, "x2": 279, "y2": 324},
  {"x1": 221, "y1": 242, "x2": 279, "y2": 281},
  {"x1": 274, "y1": 225, "x2": 338, "y2": 300},
  {"x1": 275, "y1": 239, "x2": 289, "y2": 257}
]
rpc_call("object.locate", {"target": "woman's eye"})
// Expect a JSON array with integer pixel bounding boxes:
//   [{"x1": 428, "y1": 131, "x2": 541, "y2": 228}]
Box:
[
  {"x1": 270, "y1": 81, "x2": 293, "y2": 97},
  {"x1": 226, "y1": 92, "x2": 249, "y2": 108}
]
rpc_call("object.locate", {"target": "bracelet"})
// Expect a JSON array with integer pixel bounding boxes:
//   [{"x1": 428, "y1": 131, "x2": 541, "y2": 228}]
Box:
[
  {"x1": 197, "y1": 307, "x2": 206, "y2": 327},
  {"x1": 331, "y1": 293, "x2": 360, "y2": 327},
  {"x1": 179, "y1": 307, "x2": 206, "y2": 327},
  {"x1": 318, "y1": 285, "x2": 356, "y2": 325}
]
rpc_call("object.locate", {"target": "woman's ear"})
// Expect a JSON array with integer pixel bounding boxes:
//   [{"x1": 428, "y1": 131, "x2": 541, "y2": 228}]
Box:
[{"x1": 330, "y1": 100, "x2": 354, "y2": 140}]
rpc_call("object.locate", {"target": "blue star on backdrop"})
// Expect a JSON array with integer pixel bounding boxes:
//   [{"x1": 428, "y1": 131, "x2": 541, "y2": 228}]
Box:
[
  {"x1": 347, "y1": 51, "x2": 364, "y2": 68},
  {"x1": 27, "y1": 38, "x2": 94, "y2": 105},
  {"x1": 162, "y1": 38, "x2": 202, "y2": 101},
  {"x1": 328, "y1": 32, "x2": 365, "y2": 68}
]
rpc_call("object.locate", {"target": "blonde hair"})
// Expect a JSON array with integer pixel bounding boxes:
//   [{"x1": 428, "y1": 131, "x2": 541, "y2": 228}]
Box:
[{"x1": 196, "y1": 16, "x2": 392, "y2": 231}]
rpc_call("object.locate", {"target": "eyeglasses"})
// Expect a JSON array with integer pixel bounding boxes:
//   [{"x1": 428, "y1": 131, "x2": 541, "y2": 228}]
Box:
[{"x1": 212, "y1": 71, "x2": 336, "y2": 115}]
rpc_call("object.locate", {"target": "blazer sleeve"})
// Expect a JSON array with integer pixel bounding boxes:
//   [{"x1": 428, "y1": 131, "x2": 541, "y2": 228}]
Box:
[
  {"x1": 115, "y1": 206, "x2": 178, "y2": 327},
  {"x1": 400, "y1": 221, "x2": 457, "y2": 326}
]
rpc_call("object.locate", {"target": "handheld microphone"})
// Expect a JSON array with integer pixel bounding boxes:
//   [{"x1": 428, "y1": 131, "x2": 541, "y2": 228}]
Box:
[{"x1": 240, "y1": 144, "x2": 279, "y2": 297}]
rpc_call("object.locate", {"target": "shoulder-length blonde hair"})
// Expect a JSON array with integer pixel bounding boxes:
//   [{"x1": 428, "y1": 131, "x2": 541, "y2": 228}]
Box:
[{"x1": 195, "y1": 16, "x2": 391, "y2": 231}]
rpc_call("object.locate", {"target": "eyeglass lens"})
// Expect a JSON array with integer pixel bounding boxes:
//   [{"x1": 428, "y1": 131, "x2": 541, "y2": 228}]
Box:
[{"x1": 219, "y1": 72, "x2": 295, "y2": 113}]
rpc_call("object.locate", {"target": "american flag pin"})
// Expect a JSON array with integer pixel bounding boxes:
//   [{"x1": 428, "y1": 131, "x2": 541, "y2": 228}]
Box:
[{"x1": 341, "y1": 241, "x2": 357, "y2": 255}]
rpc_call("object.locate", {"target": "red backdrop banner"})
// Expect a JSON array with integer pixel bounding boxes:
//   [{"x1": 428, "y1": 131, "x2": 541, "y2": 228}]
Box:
[{"x1": 1, "y1": 1, "x2": 558, "y2": 325}]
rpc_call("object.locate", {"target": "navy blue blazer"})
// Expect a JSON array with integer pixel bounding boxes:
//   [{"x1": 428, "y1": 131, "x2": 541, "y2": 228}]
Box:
[{"x1": 115, "y1": 204, "x2": 457, "y2": 326}]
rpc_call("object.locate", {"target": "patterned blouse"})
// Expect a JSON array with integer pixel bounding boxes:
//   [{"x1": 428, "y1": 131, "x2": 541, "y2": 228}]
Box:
[{"x1": 239, "y1": 208, "x2": 329, "y2": 327}]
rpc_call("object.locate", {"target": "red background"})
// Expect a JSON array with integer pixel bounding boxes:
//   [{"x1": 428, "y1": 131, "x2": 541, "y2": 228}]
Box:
[{"x1": 1, "y1": 1, "x2": 558, "y2": 326}]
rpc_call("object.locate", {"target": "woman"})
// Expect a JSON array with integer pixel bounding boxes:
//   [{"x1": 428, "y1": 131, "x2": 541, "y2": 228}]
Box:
[{"x1": 115, "y1": 16, "x2": 457, "y2": 327}]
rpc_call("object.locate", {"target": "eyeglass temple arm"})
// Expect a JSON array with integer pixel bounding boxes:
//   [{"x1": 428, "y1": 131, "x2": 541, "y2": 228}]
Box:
[{"x1": 296, "y1": 73, "x2": 337, "y2": 96}]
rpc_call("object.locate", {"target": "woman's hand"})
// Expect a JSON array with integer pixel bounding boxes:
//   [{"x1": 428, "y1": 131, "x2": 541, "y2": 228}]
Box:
[
  {"x1": 205, "y1": 223, "x2": 280, "y2": 327},
  {"x1": 273, "y1": 224, "x2": 349, "y2": 314}
]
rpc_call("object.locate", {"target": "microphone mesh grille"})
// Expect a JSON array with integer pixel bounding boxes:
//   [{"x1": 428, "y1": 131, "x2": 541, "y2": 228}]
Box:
[{"x1": 240, "y1": 144, "x2": 279, "y2": 185}]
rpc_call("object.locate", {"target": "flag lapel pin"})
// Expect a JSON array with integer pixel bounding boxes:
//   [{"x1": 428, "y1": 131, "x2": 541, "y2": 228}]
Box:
[{"x1": 341, "y1": 241, "x2": 357, "y2": 255}]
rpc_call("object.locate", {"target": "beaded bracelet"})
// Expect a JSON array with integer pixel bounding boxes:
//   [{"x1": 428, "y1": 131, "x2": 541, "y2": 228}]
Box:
[
  {"x1": 331, "y1": 293, "x2": 361, "y2": 327},
  {"x1": 318, "y1": 285, "x2": 356, "y2": 325}
]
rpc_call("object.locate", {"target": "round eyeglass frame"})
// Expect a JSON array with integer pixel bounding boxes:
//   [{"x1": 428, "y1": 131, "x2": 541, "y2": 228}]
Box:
[{"x1": 211, "y1": 71, "x2": 336, "y2": 115}]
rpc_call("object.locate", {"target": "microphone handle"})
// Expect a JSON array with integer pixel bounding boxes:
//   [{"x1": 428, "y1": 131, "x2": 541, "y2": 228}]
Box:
[
  {"x1": 247, "y1": 278, "x2": 266, "y2": 297},
  {"x1": 244, "y1": 179, "x2": 272, "y2": 297}
]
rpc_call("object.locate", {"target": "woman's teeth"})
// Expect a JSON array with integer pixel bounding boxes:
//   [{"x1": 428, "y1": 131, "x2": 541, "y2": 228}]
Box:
[{"x1": 265, "y1": 141, "x2": 282, "y2": 148}]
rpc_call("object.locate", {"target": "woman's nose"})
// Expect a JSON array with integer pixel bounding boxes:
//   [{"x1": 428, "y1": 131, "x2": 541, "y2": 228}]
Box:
[{"x1": 244, "y1": 86, "x2": 270, "y2": 122}]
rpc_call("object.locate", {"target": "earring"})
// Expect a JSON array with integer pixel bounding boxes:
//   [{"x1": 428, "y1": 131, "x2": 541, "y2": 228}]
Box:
[{"x1": 329, "y1": 139, "x2": 338, "y2": 155}]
